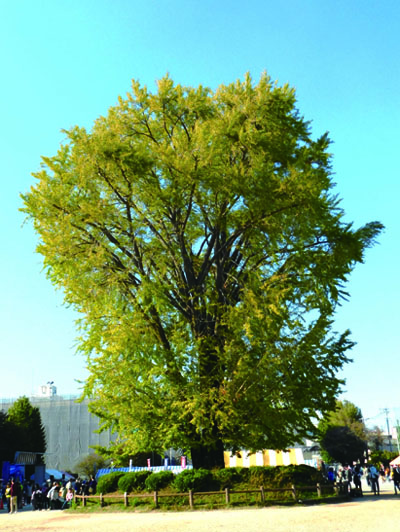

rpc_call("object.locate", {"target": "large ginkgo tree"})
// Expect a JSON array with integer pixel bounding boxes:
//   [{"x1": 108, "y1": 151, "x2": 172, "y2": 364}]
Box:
[{"x1": 22, "y1": 74, "x2": 382, "y2": 468}]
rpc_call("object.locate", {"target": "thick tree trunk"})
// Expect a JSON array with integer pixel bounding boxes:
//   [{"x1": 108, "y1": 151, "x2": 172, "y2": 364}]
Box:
[{"x1": 190, "y1": 438, "x2": 225, "y2": 470}]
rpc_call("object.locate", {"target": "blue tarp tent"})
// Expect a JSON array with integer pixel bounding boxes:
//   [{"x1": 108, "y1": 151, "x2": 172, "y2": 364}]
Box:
[
  {"x1": 30, "y1": 469, "x2": 75, "y2": 482},
  {"x1": 1, "y1": 462, "x2": 25, "y2": 482}
]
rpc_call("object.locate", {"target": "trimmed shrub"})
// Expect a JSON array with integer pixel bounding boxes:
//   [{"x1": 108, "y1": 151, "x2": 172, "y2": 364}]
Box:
[
  {"x1": 96, "y1": 471, "x2": 126, "y2": 494},
  {"x1": 145, "y1": 471, "x2": 175, "y2": 491},
  {"x1": 173, "y1": 468, "x2": 217, "y2": 492},
  {"x1": 274, "y1": 465, "x2": 323, "y2": 487},
  {"x1": 213, "y1": 467, "x2": 243, "y2": 489},
  {"x1": 118, "y1": 470, "x2": 152, "y2": 493}
]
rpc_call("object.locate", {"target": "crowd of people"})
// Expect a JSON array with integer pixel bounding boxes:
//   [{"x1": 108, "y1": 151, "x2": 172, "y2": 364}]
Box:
[
  {"x1": 0, "y1": 475, "x2": 97, "y2": 513},
  {"x1": 324, "y1": 463, "x2": 400, "y2": 496},
  {"x1": 2, "y1": 464, "x2": 400, "y2": 512}
]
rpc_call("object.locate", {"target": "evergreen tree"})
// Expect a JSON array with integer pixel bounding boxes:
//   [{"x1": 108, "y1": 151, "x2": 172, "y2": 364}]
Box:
[
  {"x1": 318, "y1": 400, "x2": 367, "y2": 464},
  {"x1": 0, "y1": 411, "x2": 16, "y2": 463},
  {"x1": 7, "y1": 396, "x2": 46, "y2": 461}
]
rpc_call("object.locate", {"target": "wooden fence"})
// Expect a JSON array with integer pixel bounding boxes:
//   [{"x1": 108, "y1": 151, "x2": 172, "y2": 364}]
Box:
[{"x1": 74, "y1": 481, "x2": 349, "y2": 509}]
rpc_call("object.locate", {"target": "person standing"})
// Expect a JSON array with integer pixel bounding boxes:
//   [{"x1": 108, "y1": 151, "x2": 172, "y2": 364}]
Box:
[
  {"x1": 73, "y1": 477, "x2": 82, "y2": 496},
  {"x1": 24, "y1": 480, "x2": 32, "y2": 506},
  {"x1": 353, "y1": 464, "x2": 363, "y2": 495},
  {"x1": 31, "y1": 484, "x2": 43, "y2": 510},
  {"x1": 9, "y1": 480, "x2": 18, "y2": 513},
  {"x1": 40, "y1": 483, "x2": 49, "y2": 510},
  {"x1": 346, "y1": 466, "x2": 353, "y2": 485},
  {"x1": 16, "y1": 479, "x2": 23, "y2": 509},
  {"x1": 47, "y1": 482, "x2": 61, "y2": 510},
  {"x1": 393, "y1": 465, "x2": 400, "y2": 494},
  {"x1": 61, "y1": 488, "x2": 74, "y2": 509},
  {"x1": 88, "y1": 476, "x2": 97, "y2": 494},
  {"x1": 4, "y1": 483, "x2": 11, "y2": 513}
]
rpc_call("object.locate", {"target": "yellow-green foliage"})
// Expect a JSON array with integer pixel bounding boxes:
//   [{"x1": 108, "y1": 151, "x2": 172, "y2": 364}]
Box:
[{"x1": 22, "y1": 73, "x2": 383, "y2": 467}]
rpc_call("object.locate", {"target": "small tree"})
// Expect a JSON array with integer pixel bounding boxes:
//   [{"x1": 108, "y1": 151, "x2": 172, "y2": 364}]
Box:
[
  {"x1": 75, "y1": 453, "x2": 108, "y2": 478},
  {"x1": 367, "y1": 426, "x2": 384, "y2": 451}
]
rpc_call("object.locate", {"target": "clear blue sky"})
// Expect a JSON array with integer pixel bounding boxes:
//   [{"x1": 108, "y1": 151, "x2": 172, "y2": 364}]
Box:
[{"x1": 1, "y1": 1, "x2": 399, "y2": 432}]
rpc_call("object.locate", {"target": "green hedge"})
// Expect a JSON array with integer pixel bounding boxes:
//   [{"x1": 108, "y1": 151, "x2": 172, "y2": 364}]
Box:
[
  {"x1": 210, "y1": 465, "x2": 323, "y2": 490},
  {"x1": 96, "y1": 471, "x2": 126, "y2": 494},
  {"x1": 243, "y1": 465, "x2": 323, "y2": 488},
  {"x1": 96, "y1": 465, "x2": 323, "y2": 495},
  {"x1": 273, "y1": 464, "x2": 323, "y2": 487},
  {"x1": 213, "y1": 467, "x2": 245, "y2": 488},
  {"x1": 118, "y1": 470, "x2": 152, "y2": 493}
]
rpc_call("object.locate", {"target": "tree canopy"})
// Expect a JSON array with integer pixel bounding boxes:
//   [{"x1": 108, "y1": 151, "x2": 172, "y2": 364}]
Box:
[
  {"x1": 22, "y1": 74, "x2": 382, "y2": 468},
  {"x1": 318, "y1": 400, "x2": 367, "y2": 464},
  {"x1": 319, "y1": 399, "x2": 366, "y2": 440},
  {"x1": 0, "y1": 411, "x2": 16, "y2": 463}
]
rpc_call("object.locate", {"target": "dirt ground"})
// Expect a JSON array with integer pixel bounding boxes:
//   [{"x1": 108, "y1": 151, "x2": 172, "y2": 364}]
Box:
[{"x1": 1, "y1": 484, "x2": 400, "y2": 532}]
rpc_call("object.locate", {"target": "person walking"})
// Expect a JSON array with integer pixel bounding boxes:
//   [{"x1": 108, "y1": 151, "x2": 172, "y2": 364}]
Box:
[{"x1": 369, "y1": 464, "x2": 380, "y2": 495}]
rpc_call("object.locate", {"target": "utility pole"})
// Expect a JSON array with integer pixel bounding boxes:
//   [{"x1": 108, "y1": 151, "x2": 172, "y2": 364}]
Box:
[
  {"x1": 383, "y1": 408, "x2": 393, "y2": 452},
  {"x1": 396, "y1": 419, "x2": 400, "y2": 454}
]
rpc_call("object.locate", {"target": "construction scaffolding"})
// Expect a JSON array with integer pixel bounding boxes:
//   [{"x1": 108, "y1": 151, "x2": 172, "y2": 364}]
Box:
[{"x1": 0, "y1": 395, "x2": 115, "y2": 471}]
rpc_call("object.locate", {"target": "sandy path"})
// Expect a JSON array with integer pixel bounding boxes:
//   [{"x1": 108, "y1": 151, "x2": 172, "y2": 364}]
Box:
[{"x1": 1, "y1": 493, "x2": 400, "y2": 532}]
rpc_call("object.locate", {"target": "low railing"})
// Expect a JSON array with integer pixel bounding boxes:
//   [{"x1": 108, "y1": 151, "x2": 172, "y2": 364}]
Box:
[{"x1": 74, "y1": 481, "x2": 349, "y2": 509}]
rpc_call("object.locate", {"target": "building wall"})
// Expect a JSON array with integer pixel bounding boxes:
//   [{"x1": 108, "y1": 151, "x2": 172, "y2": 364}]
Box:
[
  {"x1": 0, "y1": 396, "x2": 115, "y2": 471},
  {"x1": 1, "y1": 393, "x2": 322, "y2": 472}
]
